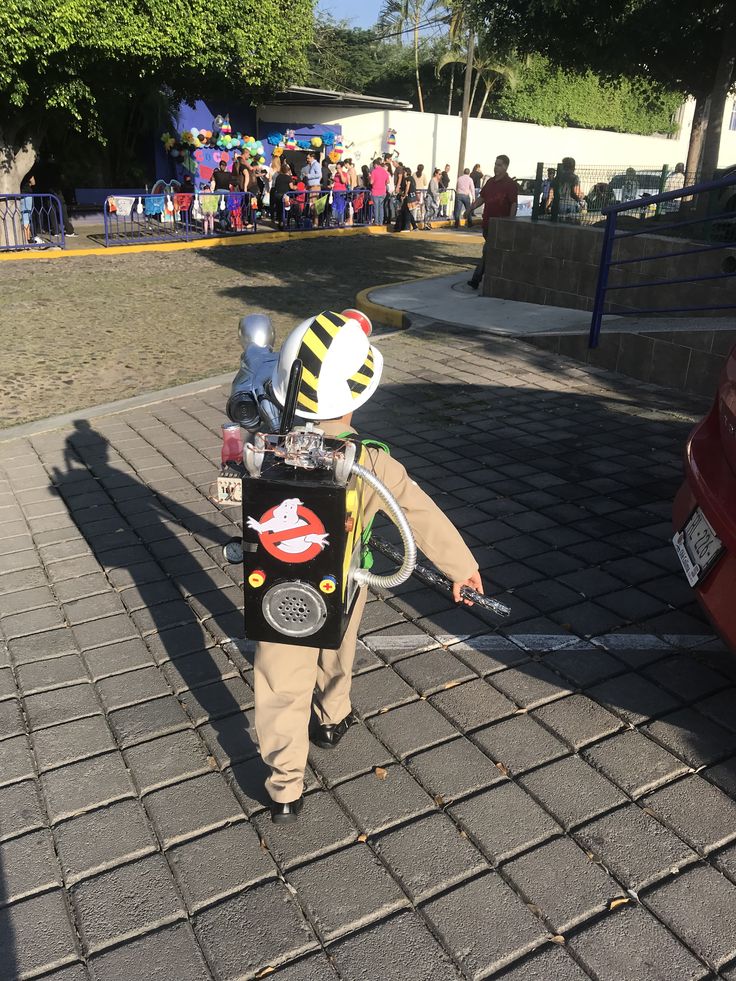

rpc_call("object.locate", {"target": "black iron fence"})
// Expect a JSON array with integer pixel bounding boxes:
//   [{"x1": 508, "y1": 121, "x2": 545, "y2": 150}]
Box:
[{"x1": 531, "y1": 162, "x2": 701, "y2": 227}]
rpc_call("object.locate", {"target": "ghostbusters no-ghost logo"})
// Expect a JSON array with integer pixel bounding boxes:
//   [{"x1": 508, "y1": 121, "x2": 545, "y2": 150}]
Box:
[{"x1": 246, "y1": 498, "x2": 329, "y2": 564}]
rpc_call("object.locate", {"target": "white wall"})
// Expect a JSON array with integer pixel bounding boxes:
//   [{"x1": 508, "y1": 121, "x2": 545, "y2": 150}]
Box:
[{"x1": 259, "y1": 103, "x2": 691, "y2": 182}]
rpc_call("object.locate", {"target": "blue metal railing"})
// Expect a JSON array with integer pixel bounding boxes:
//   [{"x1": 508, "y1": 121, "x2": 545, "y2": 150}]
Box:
[
  {"x1": 103, "y1": 191, "x2": 258, "y2": 246},
  {"x1": 589, "y1": 173, "x2": 736, "y2": 347},
  {"x1": 279, "y1": 187, "x2": 454, "y2": 232},
  {"x1": 280, "y1": 188, "x2": 375, "y2": 231},
  {"x1": 0, "y1": 193, "x2": 65, "y2": 251}
]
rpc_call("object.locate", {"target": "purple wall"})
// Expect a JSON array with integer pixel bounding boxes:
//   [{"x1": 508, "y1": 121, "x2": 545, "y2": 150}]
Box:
[{"x1": 155, "y1": 99, "x2": 259, "y2": 188}]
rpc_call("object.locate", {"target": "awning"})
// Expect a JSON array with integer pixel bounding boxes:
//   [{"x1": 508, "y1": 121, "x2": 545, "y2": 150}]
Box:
[{"x1": 264, "y1": 86, "x2": 413, "y2": 111}]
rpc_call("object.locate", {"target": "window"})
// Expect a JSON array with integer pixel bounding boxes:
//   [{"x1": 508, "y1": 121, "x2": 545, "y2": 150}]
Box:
[{"x1": 730, "y1": 101, "x2": 736, "y2": 131}]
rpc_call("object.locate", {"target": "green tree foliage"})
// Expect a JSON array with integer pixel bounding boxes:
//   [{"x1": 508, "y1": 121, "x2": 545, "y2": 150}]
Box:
[
  {"x1": 491, "y1": 56, "x2": 682, "y2": 135},
  {"x1": 468, "y1": 0, "x2": 735, "y2": 177},
  {"x1": 0, "y1": 0, "x2": 314, "y2": 191},
  {"x1": 306, "y1": 16, "x2": 455, "y2": 112},
  {"x1": 306, "y1": 20, "x2": 384, "y2": 92}
]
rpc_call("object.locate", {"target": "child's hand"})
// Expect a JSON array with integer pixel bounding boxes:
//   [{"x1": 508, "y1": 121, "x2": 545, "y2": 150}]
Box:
[{"x1": 452, "y1": 571, "x2": 484, "y2": 606}]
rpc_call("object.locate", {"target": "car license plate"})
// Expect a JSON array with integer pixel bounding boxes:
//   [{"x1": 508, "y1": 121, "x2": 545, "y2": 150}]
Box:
[{"x1": 673, "y1": 508, "x2": 724, "y2": 587}]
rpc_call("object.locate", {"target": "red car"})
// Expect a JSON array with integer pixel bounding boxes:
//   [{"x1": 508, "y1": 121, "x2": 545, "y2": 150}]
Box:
[{"x1": 673, "y1": 341, "x2": 736, "y2": 651}]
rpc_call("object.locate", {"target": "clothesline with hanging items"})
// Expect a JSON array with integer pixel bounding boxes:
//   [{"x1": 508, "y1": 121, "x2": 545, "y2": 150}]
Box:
[{"x1": 102, "y1": 189, "x2": 259, "y2": 246}]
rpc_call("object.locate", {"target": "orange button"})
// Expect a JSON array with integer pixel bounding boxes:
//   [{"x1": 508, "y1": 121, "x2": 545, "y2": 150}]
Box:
[{"x1": 248, "y1": 570, "x2": 266, "y2": 588}]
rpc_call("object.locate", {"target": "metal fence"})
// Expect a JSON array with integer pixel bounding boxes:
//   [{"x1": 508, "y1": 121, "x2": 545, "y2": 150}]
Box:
[
  {"x1": 103, "y1": 191, "x2": 258, "y2": 246},
  {"x1": 0, "y1": 193, "x2": 65, "y2": 251},
  {"x1": 589, "y1": 172, "x2": 736, "y2": 347},
  {"x1": 280, "y1": 188, "x2": 456, "y2": 232},
  {"x1": 531, "y1": 162, "x2": 699, "y2": 227}
]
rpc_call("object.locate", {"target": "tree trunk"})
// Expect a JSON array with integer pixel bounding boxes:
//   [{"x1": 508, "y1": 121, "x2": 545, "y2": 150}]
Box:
[
  {"x1": 414, "y1": 16, "x2": 424, "y2": 112},
  {"x1": 0, "y1": 124, "x2": 40, "y2": 194},
  {"x1": 477, "y1": 80, "x2": 493, "y2": 118},
  {"x1": 457, "y1": 29, "x2": 474, "y2": 177},
  {"x1": 469, "y1": 67, "x2": 481, "y2": 116},
  {"x1": 448, "y1": 62, "x2": 455, "y2": 116},
  {"x1": 685, "y1": 93, "x2": 708, "y2": 181},
  {"x1": 699, "y1": 20, "x2": 736, "y2": 183}
]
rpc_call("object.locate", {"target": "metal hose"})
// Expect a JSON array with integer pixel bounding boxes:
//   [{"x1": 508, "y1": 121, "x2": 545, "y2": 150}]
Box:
[{"x1": 350, "y1": 462, "x2": 416, "y2": 590}]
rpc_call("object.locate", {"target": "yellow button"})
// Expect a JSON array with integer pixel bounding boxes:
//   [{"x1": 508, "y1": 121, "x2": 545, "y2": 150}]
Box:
[
  {"x1": 319, "y1": 576, "x2": 337, "y2": 594},
  {"x1": 248, "y1": 570, "x2": 266, "y2": 588}
]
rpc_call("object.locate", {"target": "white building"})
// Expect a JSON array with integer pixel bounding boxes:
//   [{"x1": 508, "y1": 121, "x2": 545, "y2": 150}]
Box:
[{"x1": 258, "y1": 87, "x2": 736, "y2": 180}]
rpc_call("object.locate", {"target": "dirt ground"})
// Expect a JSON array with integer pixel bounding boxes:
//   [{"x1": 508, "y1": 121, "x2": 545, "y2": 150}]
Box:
[{"x1": 0, "y1": 232, "x2": 482, "y2": 428}]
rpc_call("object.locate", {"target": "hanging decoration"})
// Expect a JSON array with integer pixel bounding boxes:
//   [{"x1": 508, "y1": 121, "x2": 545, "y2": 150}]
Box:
[
  {"x1": 160, "y1": 120, "x2": 265, "y2": 164},
  {"x1": 265, "y1": 128, "x2": 341, "y2": 153}
]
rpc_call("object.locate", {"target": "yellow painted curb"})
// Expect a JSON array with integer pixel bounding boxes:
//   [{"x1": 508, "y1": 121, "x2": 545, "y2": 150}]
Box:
[
  {"x1": 0, "y1": 218, "x2": 459, "y2": 261},
  {"x1": 355, "y1": 285, "x2": 408, "y2": 330}
]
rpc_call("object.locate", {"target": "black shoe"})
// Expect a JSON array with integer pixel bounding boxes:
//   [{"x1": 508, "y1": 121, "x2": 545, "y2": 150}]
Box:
[
  {"x1": 310, "y1": 711, "x2": 358, "y2": 750},
  {"x1": 467, "y1": 280, "x2": 479, "y2": 289},
  {"x1": 270, "y1": 795, "x2": 304, "y2": 823},
  {"x1": 454, "y1": 218, "x2": 460, "y2": 228}
]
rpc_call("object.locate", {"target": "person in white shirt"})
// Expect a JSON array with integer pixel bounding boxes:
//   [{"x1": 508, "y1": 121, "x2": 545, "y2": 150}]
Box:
[
  {"x1": 454, "y1": 168, "x2": 475, "y2": 227},
  {"x1": 662, "y1": 162, "x2": 686, "y2": 213}
]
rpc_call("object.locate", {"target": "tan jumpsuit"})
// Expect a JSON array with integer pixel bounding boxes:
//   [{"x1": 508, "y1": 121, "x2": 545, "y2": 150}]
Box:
[{"x1": 254, "y1": 420, "x2": 479, "y2": 803}]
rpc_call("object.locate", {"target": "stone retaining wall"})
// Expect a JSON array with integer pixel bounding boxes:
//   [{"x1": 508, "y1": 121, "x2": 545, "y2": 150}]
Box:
[
  {"x1": 527, "y1": 327, "x2": 736, "y2": 399},
  {"x1": 481, "y1": 218, "x2": 736, "y2": 318}
]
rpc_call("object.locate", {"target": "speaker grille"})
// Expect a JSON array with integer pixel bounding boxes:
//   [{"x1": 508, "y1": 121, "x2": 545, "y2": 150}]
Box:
[{"x1": 262, "y1": 582, "x2": 327, "y2": 637}]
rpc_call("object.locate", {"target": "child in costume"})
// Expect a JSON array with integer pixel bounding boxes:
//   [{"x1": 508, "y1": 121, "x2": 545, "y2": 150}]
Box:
[{"x1": 254, "y1": 311, "x2": 484, "y2": 822}]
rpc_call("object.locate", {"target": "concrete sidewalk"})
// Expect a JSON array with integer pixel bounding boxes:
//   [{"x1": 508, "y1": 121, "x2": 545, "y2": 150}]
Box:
[
  {"x1": 1, "y1": 326, "x2": 736, "y2": 981},
  {"x1": 367, "y1": 271, "x2": 736, "y2": 341}
]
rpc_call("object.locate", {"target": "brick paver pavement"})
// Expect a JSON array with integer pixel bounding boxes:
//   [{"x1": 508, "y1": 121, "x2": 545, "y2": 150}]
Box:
[{"x1": 1, "y1": 323, "x2": 735, "y2": 980}]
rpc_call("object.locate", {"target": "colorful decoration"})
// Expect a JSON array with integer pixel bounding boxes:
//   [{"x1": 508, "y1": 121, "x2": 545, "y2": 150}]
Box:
[
  {"x1": 266, "y1": 128, "x2": 340, "y2": 153},
  {"x1": 387, "y1": 129, "x2": 397, "y2": 147},
  {"x1": 329, "y1": 150, "x2": 341, "y2": 164}
]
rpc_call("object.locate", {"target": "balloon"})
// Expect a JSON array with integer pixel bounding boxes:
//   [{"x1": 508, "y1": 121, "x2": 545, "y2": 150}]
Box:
[
  {"x1": 258, "y1": 156, "x2": 265, "y2": 164},
  {"x1": 191, "y1": 128, "x2": 199, "y2": 137},
  {"x1": 170, "y1": 149, "x2": 179, "y2": 157}
]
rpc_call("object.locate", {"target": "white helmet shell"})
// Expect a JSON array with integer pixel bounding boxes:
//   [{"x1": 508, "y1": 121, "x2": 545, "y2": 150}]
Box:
[{"x1": 272, "y1": 310, "x2": 383, "y2": 420}]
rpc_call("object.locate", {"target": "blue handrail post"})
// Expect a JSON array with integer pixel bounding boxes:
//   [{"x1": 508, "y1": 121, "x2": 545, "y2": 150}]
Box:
[
  {"x1": 589, "y1": 209, "x2": 617, "y2": 349},
  {"x1": 48, "y1": 194, "x2": 66, "y2": 249}
]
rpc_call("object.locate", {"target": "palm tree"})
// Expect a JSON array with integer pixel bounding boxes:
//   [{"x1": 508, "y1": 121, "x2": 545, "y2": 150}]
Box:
[
  {"x1": 437, "y1": 31, "x2": 521, "y2": 117},
  {"x1": 436, "y1": 1, "x2": 467, "y2": 116},
  {"x1": 379, "y1": 0, "x2": 442, "y2": 111}
]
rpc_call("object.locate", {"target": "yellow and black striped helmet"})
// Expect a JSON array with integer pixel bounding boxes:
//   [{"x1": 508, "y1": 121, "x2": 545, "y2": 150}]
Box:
[{"x1": 272, "y1": 310, "x2": 383, "y2": 420}]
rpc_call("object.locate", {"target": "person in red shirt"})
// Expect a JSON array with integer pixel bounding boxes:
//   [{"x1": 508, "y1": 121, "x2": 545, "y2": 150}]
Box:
[{"x1": 465, "y1": 154, "x2": 519, "y2": 289}]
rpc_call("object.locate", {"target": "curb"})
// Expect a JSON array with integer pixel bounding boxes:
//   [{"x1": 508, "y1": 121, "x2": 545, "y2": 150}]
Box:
[
  {"x1": 0, "y1": 219, "x2": 460, "y2": 262},
  {"x1": 0, "y1": 373, "x2": 234, "y2": 443},
  {"x1": 355, "y1": 285, "x2": 409, "y2": 330}
]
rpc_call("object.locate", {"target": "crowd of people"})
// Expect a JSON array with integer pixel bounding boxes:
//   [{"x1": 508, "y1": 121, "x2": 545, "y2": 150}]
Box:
[
  {"x1": 189, "y1": 151, "x2": 508, "y2": 234},
  {"x1": 539, "y1": 158, "x2": 688, "y2": 220}
]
